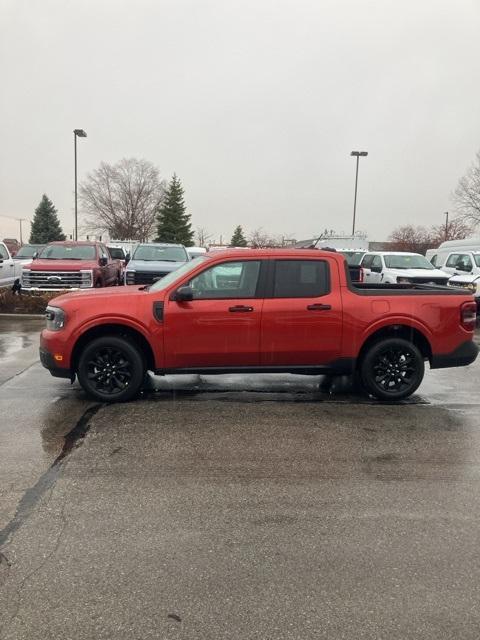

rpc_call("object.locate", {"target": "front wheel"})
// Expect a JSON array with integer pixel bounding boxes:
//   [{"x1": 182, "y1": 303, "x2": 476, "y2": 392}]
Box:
[
  {"x1": 360, "y1": 338, "x2": 424, "y2": 401},
  {"x1": 77, "y1": 336, "x2": 146, "y2": 402}
]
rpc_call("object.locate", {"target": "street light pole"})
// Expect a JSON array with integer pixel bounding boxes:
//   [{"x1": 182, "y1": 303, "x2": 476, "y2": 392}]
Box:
[
  {"x1": 18, "y1": 218, "x2": 26, "y2": 244},
  {"x1": 73, "y1": 129, "x2": 87, "y2": 241},
  {"x1": 444, "y1": 211, "x2": 449, "y2": 241},
  {"x1": 350, "y1": 150, "x2": 368, "y2": 236}
]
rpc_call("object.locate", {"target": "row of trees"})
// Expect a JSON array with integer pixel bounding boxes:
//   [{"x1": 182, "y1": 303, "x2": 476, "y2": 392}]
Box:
[
  {"x1": 388, "y1": 219, "x2": 474, "y2": 254},
  {"x1": 26, "y1": 149, "x2": 480, "y2": 247},
  {"x1": 28, "y1": 165, "x2": 195, "y2": 246}
]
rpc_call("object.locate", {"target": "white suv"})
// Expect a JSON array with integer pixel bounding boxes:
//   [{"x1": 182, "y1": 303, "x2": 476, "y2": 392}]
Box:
[{"x1": 360, "y1": 252, "x2": 450, "y2": 285}]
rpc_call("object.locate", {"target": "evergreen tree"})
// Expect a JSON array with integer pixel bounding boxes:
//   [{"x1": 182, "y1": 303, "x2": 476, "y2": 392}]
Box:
[
  {"x1": 155, "y1": 174, "x2": 194, "y2": 246},
  {"x1": 29, "y1": 194, "x2": 66, "y2": 243},
  {"x1": 230, "y1": 225, "x2": 248, "y2": 247}
]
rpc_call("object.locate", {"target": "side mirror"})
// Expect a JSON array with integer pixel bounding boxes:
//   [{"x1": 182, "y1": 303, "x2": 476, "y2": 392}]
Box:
[
  {"x1": 175, "y1": 286, "x2": 194, "y2": 302},
  {"x1": 0, "y1": 257, "x2": 3, "y2": 264},
  {"x1": 99, "y1": 256, "x2": 108, "y2": 267},
  {"x1": 125, "y1": 252, "x2": 131, "y2": 264}
]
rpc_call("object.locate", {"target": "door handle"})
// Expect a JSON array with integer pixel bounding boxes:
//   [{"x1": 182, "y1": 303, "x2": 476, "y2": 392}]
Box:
[
  {"x1": 229, "y1": 305, "x2": 254, "y2": 312},
  {"x1": 307, "y1": 303, "x2": 331, "y2": 311}
]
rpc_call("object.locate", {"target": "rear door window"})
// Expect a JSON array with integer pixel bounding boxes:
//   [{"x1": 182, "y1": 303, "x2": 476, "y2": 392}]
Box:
[{"x1": 272, "y1": 260, "x2": 330, "y2": 298}]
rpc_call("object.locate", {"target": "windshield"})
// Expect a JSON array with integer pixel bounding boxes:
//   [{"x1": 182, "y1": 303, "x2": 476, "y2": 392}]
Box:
[
  {"x1": 149, "y1": 256, "x2": 209, "y2": 292},
  {"x1": 383, "y1": 254, "x2": 435, "y2": 270},
  {"x1": 339, "y1": 251, "x2": 364, "y2": 266},
  {"x1": 15, "y1": 245, "x2": 44, "y2": 258},
  {"x1": 133, "y1": 245, "x2": 188, "y2": 262},
  {"x1": 39, "y1": 244, "x2": 96, "y2": 260}
]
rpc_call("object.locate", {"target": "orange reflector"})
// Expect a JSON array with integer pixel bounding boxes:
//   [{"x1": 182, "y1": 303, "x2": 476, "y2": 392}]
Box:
[{"x1": 54, "y1": 354, "x2": 64, "y2": 362}]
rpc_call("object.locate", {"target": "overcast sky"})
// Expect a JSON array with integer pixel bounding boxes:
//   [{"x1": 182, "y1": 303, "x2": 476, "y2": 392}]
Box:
[{"x1": 1, "y1": 0, "x2": 480, "y2": 243}]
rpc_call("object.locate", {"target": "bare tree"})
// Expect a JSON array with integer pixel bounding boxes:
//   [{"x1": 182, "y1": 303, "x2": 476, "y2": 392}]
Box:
[
  {"x1": 195, "y1": 227, "x2": 212, "y2": 247},
  {"x1": 453, "y1": 151, "x2": 480, "y2": 225},
  {"x1": 431, "y1": 218, "x2": 473, "y2": 244},
  {"x1": 389, "y1": 220, "x2": 473, "y2": 254},
  {"x1": 388, "y1": 225, "x2": 435, "y2": 254},
  {"x1": 79, "y1": 158, "x2": 165, "y2": 241},
  {"x1": 248, "y1": 227, "x2": 283, "y2": 248}
]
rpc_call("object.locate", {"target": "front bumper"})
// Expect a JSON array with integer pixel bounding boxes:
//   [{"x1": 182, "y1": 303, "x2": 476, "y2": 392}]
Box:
[
  {"x1": 23, "y1": 287, "x2": 82, "y2": 292},
  {"x1": 430, "y1": 340, "x2": 479, "y2": 369},
  {"x1": 39, "y1": 347, "x2": 73, "y2": 379}
]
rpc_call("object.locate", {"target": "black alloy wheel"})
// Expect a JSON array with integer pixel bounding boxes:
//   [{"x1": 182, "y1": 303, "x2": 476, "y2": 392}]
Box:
[
  {"x1": 77, "y1": 336, "x2": 145, "y2": 402},
  {"x1": 360, "y1": 337, "x2": 424, "y2": 401}
]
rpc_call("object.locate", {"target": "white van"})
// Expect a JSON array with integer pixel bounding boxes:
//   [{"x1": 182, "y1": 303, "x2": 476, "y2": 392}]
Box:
[{"x1": 427, "y1": 238, "x2": 480, "y2": 268}]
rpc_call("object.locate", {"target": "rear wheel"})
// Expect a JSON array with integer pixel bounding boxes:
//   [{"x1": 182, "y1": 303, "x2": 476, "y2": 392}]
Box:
[
  {"x1": 77, "y1": 336, "x2": 145, "y2": 402},
  {"x1": 360, "y1": 338, "x2": 424, "y2": 400}
]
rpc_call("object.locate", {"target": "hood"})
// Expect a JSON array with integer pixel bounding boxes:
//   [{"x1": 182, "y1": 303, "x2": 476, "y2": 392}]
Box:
[
  {"x1": 126, "y1": 259, "x2": 185, "y2": 272},
  {"x1": 448, "y1": 274, "x2": 480, "y2": 285},
  {"x1": 28, "y1": 259, "x2": 99, "y2": 271},
  {"x1": 49, "y1": 285, "x2": 150, "y2": 307},
  {"x1": 387, "y1": 268, "x2": 449, "y2": 279}
]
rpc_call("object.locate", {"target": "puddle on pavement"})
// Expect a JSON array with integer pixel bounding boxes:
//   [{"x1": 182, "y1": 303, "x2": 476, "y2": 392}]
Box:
[
  {"x1": 0, "y1": 333, "x2": 34, "y2": 360},
  {"x1": 143, "y1": 372, "x2": 429, "y2": 406}
]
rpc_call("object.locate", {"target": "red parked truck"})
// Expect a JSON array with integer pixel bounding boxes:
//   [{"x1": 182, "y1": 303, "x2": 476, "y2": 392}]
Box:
[
  {"x1": 40, "y1": 249, "x2": 478, "y2": 402},
  {"x1": 21, "y1": 241, "x2": 123, "y2": 291}
]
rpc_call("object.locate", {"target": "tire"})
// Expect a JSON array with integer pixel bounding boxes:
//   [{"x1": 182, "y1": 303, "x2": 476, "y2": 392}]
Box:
[
  {"x1": 77, "y1": 336, "x2": 146, "y2": 402},
  {"x1": 359, "y1": 337, "x2": 424, "y2": 401}
]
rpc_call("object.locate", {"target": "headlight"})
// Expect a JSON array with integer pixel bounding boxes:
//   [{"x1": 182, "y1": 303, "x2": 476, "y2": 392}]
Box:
[
  {"x1": 45, "y1": 306, "x2": 66, "y2": 331},
  {"x1": 397, "y1": 276, "x2": 410, "y2": 284},
  {"x1": 80, "y1": 269, "x2": 93, "y2": 288}
]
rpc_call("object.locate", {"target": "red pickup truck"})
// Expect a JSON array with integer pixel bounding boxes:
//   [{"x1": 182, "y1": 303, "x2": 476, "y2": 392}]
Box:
[
  {"x1": 21, "y1": 241, "x2": 122, "y2": 291},
  {"x1": 40, "y1": 249, "x2": 478, "y2": 402}
]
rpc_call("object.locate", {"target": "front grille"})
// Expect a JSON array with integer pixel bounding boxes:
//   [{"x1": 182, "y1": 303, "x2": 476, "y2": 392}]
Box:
[
  {"x1": 130, "y1": 271, "x2": 169, "y2": 285},
  {"x1": 22, "y1": 270, "x2": 91, "y2": 289},
  {"x1": 409, "y1": 277, "x2": 449, "y2": 286}
]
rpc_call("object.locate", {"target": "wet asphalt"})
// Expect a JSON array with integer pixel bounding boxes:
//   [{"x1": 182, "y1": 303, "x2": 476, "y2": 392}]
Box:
[{"x1": 1, "y1": 317, "x2": 480, "y2": 639}]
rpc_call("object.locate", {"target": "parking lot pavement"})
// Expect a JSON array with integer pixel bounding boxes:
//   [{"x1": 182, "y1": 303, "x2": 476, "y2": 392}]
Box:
[
  {"x1": 2, "y1": 380, "x2": 480, "y2": 638},
  {"x1": 0, "y1": 316, "x2": 43, "y2": 386},
  {"x1": 2, "y1": 318, "x2": 480, "y2": 639},
  {"x1": 0, "y1": 317, "x2": 97, "y2": 531}
]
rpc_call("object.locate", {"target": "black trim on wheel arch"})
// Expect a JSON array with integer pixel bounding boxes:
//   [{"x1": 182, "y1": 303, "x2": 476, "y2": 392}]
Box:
[{"x1": 430, "y1": 340, "x2": 479, "y2": 369}]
